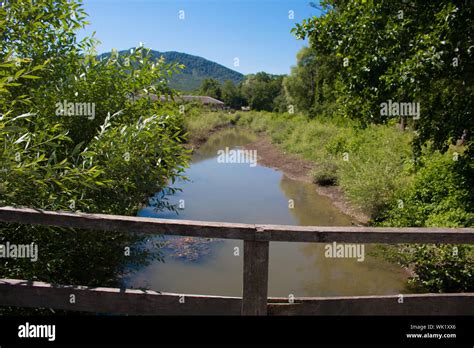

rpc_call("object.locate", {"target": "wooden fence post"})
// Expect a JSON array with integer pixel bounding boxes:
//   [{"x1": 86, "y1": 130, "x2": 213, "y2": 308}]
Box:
[{"x1": 242, "y1": 240, "x2": 269, "y2": 315}]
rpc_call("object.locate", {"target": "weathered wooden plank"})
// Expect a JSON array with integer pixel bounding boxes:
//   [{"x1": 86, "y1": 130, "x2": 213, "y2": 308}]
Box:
[
  {"x1": 1, "y1": 279, "x2": 473, "y2": 316},
  {"x1": 242, "y1": 240, "x2": 269, "y2": 315},
  {"x1": 267, "y1": 293, "x2": 474, "y2": 316},
  {"x1": 1, "y1": 207, "x2": 474, "y2": 244},
  {"x1": 0, "y1": 278, "x2": 241, "y2": 315},
  {"x1": 0, "y1": 206, "x2": 256, "y2": 240},
  {"x1": 256, "y1": 224, "x2": 474, "y2": 244}
]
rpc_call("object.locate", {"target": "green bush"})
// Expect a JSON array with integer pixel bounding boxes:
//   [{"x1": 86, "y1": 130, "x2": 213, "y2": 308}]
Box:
[
  {"x1": 377, "y1": 151, "x2": 474, "y2": 292},
  {"x1": 379, "y1": 150, "x2": 474, "y2": 227},
  {"x1": 0, "y1": 0, "x2": 189, "y2": 294},
  {"x1": 311, "y1": 161, "x2": 338, "y2": 186}
]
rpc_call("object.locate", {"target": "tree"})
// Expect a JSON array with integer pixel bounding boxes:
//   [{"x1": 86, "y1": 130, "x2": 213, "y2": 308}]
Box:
[
  {"x1": 0, "y1": 0, "x2": 189, "y2": 301},
  {"x1": 221, "y1": 80, "x2": 245, "y2": 109},
  {"x1": 293, "y1": 0, "x2": 473, "y2": 152},
  {"x1": 284, "y1": 46, "x2": 339, "y2": 117},
  {"x1": 199, "y1": 78, "x2": 222, "y2": 99},
  {"x1": 241, "y1": 72, "x2": 283, "y2": 111},
  {"x1": 284, "y1": 47, "x2": 317, "y2": 114}
]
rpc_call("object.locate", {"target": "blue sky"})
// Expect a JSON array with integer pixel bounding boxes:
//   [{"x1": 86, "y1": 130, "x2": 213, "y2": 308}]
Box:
[{"x1": 78, "y1": 0, "x2": 321, "y2": 75}]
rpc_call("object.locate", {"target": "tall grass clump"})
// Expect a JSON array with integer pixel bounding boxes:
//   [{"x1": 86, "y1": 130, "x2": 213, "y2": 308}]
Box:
[{"x1": 335, "y1": 125, "x2": 413, "y2": 217}]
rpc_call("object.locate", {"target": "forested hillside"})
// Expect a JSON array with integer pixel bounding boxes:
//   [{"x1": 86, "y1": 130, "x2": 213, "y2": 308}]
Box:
[{"x1": 100, "y1": 50, "x2": 244, "y2": 91}]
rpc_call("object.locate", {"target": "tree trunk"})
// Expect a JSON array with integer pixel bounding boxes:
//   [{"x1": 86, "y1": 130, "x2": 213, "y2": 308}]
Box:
[{"x1": 400, "y1": 116, "x2": 407, "y2": 131}]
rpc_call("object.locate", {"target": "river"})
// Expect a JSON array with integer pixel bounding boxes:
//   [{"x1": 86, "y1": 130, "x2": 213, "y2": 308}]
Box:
[{"x1": 126, "y1": 128, "x2": 407, "y2": 297}]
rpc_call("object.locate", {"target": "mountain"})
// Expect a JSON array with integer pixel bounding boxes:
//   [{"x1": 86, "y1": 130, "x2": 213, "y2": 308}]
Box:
[{"x1": 100, "y1": 50, "x2": 244, "y2": 92}]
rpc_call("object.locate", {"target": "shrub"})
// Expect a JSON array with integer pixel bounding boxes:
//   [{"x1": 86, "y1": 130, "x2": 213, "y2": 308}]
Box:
[
  {"x1": 311, "y1": 161, "x2": 338, "y2": 186},
  {"x1": 335, "y1": 125, "x2": 413, "y2": 217},
  {"x1": 379, "y1": 150, "x2": 474, "y2": 227},
  {"x1": 0, "y1": 0, "x2": 189, "y2": 293},
  {"x1": 377, "y1": 151, "x2": 474, "y2": 292}
]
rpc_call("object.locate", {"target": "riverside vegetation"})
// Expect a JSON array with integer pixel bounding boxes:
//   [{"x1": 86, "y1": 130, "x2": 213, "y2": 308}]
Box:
[
  {"x1": 0, "y1": 0, "x2": 472, "y2": 314},
  {"x1": 0, "y1": 0, "x2": 190, "y2": 314}
]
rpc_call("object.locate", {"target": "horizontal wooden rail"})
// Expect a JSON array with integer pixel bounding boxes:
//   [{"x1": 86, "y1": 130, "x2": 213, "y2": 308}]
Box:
[
  {"x1": 1, "y1": 206, "x2": 473, "y2": 316},
  {"x1": 267, "y1": 294, "x2": 474, "y2": 316},
  {"x1": 0, "y1": 279, "x2": 241, "y2": 315},
  {"x1": 1, "y1": 279, "x2": 472, "y2": 316},
  {"x1": 1, "y1": 206, "x2": 474, "y2": 244},
  {"x1": 0, "y1": 206, "x2": 255, "y2": 240}
]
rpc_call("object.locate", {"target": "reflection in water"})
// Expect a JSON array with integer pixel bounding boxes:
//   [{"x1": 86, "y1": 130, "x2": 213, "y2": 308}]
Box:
[
  {"x1": 127, "y1": 128, "x2": 407, "y2": 297},
  {"x1": 192, "y1": 128, "x2": 257, "y2": 164},
  {"x1": 281, "y1": 175, "x2": 351, "y2": 226}
]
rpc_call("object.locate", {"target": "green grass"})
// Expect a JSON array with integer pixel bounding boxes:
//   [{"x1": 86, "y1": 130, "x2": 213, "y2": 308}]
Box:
[{"x1": 183, "y1": 108, "x2": 237, "y2": 141}]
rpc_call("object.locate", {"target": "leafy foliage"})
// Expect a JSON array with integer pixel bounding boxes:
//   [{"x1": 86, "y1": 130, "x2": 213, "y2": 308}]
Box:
[
  {"x1": 194, "y1": 72, "x2": 286, "y2": 111},
  {"x1": 283, "y1": 46, "x2": 339, "y2": 117},
  {"x1": 241, "y1": 72, "x2": 286, "y2": 112},
  {"x1": 221, "y1": 80, "x2": 246, "y2": 109},
  {"x1": 378, "y1": 151, "x2": 474, "y2": 228},
  {"x1": 292, "y1": 0, "x2": 473, "y2": 153},
  {"x1": 199, "y1": 78, "x2": 222, "y2": 100},
  {"x1": 0, "y1": 0, "x2": 189, "y2": 300}
]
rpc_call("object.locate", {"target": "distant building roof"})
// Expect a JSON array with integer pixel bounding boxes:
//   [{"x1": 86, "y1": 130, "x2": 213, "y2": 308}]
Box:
[
  {"x1": 179, "y1": 95, "x2": 224, "y2": 105},
  {"x1": 133, "y1": 93, "x2": 225, "y2": 105},
  {"x1": 153, "y1": 95, "x2": 224, "y2": 105}
]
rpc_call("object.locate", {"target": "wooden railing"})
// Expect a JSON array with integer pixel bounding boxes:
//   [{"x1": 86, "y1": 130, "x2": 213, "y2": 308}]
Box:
[{"x1": 0, "y1": 206, "x2": 473, "y2": 315}]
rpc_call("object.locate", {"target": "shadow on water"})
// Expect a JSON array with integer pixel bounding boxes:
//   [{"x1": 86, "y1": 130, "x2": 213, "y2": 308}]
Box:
[{"x1": 126, "y1": 128, "x2": 408, "y2": 297}]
